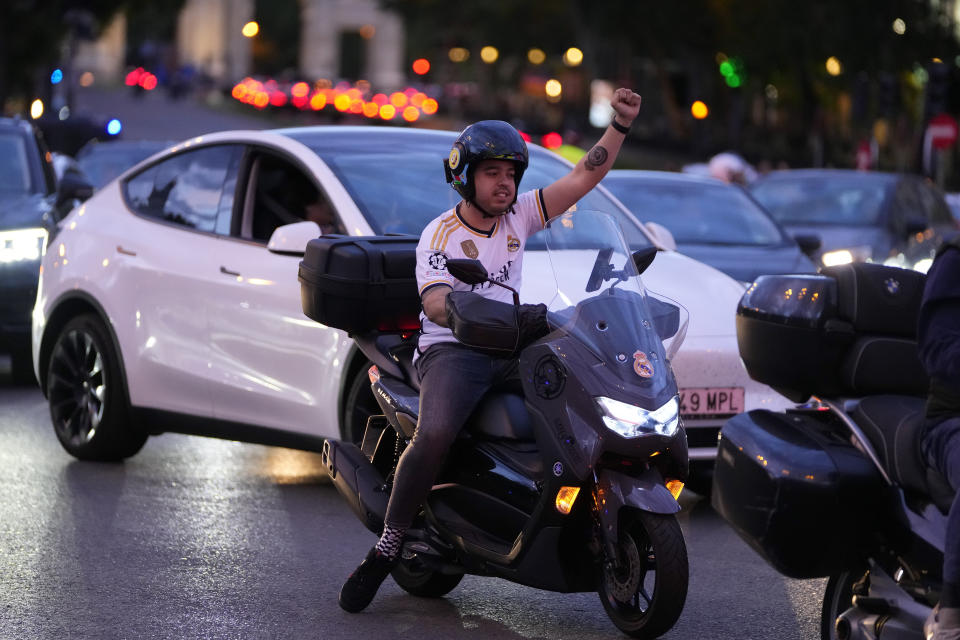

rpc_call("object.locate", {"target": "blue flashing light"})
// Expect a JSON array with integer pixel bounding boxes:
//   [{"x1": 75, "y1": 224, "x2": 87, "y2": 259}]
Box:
[
  {"x1": 106, "y1": 118, "x2": 122, "y2": 135},
  {"x1": 51, "y1": 68, "x2": 63, "y2": 84}
]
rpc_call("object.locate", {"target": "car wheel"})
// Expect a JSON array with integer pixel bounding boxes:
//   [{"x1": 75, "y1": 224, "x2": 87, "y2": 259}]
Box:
[
  {"x1": 9, "y1": 345, "x2": 37, "y2": 386},
  {"x1": 343, "y1": 362, "x2": 380, "y2": 444},
  {"x1": 46, "y1": 314, "x2": 146, "y2": 461}
]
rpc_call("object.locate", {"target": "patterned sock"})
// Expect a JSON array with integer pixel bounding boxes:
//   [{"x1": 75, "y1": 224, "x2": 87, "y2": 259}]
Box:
[{"x1": 375, "y1": 524, "x2": 405, "y2": 560}]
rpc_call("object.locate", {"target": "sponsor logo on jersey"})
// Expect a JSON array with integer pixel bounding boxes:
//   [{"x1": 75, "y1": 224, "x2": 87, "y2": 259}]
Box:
[{"x1": 428, "y1": 252, "x2": 447, "y2": 270}]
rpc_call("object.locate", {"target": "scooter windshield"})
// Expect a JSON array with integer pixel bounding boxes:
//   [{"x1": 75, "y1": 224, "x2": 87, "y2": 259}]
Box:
[{"x1": 541, "y1": 211, "x2": 689, "y2": 374}]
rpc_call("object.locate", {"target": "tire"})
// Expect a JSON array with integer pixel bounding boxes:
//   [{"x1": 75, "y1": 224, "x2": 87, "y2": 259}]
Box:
[
  {"x1": 343, "y1": 362, "x2": 380, "y2": 444},
  {"x1": 598, "y1": 510, "x2": 689, "y2": 639},
  {"x1": 392, "y1": 555, "x2": 463, "y2": 598},
  {"x1": 821, "y1": 570, "x2": 862, "y2": 640},
  {"x1": 46, "y1": 314, "x2": 146, "y2": 461},
  {"x1": 10, "y1": 346, "x2": 37, "y2": 386}
]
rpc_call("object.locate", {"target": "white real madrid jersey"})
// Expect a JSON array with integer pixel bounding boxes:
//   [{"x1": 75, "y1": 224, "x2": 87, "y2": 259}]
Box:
[{"x1": 415, "y1": 189, "x2": 549, "y2": 355}]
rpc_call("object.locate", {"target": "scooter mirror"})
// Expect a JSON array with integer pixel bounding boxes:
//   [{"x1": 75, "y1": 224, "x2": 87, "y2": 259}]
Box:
[
  {"x1": 632, "y1": 247, "x2": 658, "y2": 275},
  {"x1": 446, "y1": 258, "x2": 488, "y2": 285}
]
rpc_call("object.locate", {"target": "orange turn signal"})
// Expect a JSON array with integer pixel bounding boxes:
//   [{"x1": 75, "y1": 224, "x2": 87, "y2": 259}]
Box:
[
  {"x1": 665, "y1": 479, "x2": 684, "y2": 500},
  {"x1": 555, "y1": 486, "x2": 581, "y2": 514}
]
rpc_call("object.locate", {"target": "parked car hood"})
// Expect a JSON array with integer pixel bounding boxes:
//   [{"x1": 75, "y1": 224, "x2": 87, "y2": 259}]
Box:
[
  {"x1": 676, "y1": 243, "x2": 817, "y2": 283},
  {"x1": 781, "y1": 224, "x2": 890, "y2": 262},
  {"x1": 0, "y1": 193, "x2": 51, "y2": 231}
]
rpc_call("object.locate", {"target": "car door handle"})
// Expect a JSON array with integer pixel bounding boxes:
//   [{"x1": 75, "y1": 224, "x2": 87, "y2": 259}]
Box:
[
  {"x1": 116, "y1": 245, "x2": 137, "y2": 256},
  {"x1": 220, "y1": 266, "x2": 241, "y2": 277}
]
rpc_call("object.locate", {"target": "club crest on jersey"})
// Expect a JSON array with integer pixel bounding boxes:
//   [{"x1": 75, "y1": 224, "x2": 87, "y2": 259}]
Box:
[
  {"x1": 428, "y1": 252, "x2": 447, "y2": 270},
  {"x1": 461, "y1": 239, "x2": 479, "y2": 259},
  {"x1": 633, "y1": 350, "x2": 654, "y2": 378},
  {"x1": 507, "y1": 235, "x2": 520, "y2": 252}
]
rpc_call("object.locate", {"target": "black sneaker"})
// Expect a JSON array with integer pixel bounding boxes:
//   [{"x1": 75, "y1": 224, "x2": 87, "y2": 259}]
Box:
[{"x1": 339, "y1": 547, "x2": 398, "y2": 613}]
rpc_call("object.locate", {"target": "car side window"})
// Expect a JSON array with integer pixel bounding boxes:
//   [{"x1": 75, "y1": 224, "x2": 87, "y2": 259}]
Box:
[
  {"x1": 124, "y1": 145, "x2": 241, "y2": 233},
  {"x1": 890, "y1": 181, "x2": 922, "y2": 232},
  {"x1": 917, "y1": 181, "x2": 953, "y2": 225},
  {"x1": 245, "y1": 153, "x2": 344, "y2": 242}
]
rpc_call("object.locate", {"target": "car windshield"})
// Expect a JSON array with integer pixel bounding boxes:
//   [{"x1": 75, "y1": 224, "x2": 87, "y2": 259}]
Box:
[
  {"x1": 604, "y1": 175, "x2": 786, "y2": 246},
  {"x1": 78, "y1": 143, "x2": 170, "y2": 188},
  {"x1": 286, "y1": 130, "x2": 651, "y2": 248},
  {"x1": 0, "y1": 132, "x2": 34, "y2": 195},
  {"x1": 750, "y1": 173, "x2": 894, "y2": 226}
]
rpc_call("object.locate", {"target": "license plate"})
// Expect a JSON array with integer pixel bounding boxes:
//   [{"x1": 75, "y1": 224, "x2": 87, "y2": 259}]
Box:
[{"x1": 679, "y1": 387, "x2": 744, "y2": 418}]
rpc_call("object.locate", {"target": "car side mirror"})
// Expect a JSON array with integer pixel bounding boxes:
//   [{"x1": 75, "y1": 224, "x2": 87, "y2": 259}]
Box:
[
  {"x1": 631, "y1": 246, "x2": 658, "y2": 274},
  {"x1": 645, "y1": 222, "x2": 677, "y2": 251},
  {"x1": 446, "y1": 258, "x2": 488, "y2": 285},
  {"x1": 793, "y1": 233, "x2": 821, "y2": 255},
  {"x1": 56, "y1": 171, "x2": 94, "y2": 207},
  {"x1": 267, "y1": 220, "x2": 320, "y2": 255}
]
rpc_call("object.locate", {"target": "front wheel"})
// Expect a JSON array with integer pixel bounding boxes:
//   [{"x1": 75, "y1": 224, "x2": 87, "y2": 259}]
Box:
[
  {"x1": 598, "y1": 511, "x2": 689, "y2": 639},
  {"x1": 46, "y1": 314, "x2": 146, "y2": 461},
  {"x1": 392, "y1": 554, "x2": 463, "y2": 598}
]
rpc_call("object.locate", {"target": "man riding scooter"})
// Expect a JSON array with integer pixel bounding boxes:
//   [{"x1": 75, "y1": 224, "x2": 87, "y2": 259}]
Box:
[
  {"x1": 339, "y1": 87, "x2": 643, "y2": 613},
  {"x1": 920, "y1": 237, "x2": 960, "y2": 640}
]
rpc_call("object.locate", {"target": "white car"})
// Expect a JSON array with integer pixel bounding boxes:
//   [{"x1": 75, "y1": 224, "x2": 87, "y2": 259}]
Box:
[{"x1": 32, "y1": 126, "x2": 791, "y2": 469}]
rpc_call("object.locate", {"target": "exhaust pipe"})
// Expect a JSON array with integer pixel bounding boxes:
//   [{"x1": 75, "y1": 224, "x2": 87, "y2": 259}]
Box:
[{"x1": 322, "y1": 440, "x2": 389, "y2": 534}]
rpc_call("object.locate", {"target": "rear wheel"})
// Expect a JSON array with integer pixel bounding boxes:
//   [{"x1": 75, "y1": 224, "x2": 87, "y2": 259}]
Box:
[
  {"x1": 343, "y1": 361, "x2": 380, "y2": 444},
  {"x1": 46, "y1": 314, "x2": 146, "y2": 461},
  {"x1": 821, "y1": 570, "x2": 863, "y2": 640},
  {"x1": 598, "y1": 511, "x2": 689, "y2": 639},
  {"x1": 392, "y1": 554, "x2": 463, "y2": 598}
]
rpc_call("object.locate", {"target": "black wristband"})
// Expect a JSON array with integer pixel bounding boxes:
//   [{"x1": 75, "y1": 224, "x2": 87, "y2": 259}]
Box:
[{"x1": 610, "y1": 119, "x2": 630, "y2": 134}]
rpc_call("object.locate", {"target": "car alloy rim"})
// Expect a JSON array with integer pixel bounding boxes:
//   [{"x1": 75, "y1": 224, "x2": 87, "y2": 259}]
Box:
[{"x1": 48, "y1": 329, "x2": 106, "y2": 446}]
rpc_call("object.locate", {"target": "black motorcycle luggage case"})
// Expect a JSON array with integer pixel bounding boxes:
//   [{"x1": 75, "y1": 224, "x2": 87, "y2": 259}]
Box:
[
  {"x1": 736, "y1": 263, "x2": 927, "y2": 401},
  {"x1": 711, "y1": 409, "x2": 886, "y2": 579},
  {"x1": 298, "y1": 235, "x2": 420, "y2": 333}
]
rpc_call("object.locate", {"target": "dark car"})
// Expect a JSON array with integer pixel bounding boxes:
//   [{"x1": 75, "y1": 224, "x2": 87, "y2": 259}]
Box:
[
  {"x1": 602, "y1": 170, "x2": 818, "y2": 282},
  {"x1": 749, "y1": 169, "x2": 958, "y2": 271},
  {"x1": 0, "y1": 117, "x2": 91, "y2": 383},
  {"x1": 76, "y1": 139, "x2": 174, "y2": 188}
]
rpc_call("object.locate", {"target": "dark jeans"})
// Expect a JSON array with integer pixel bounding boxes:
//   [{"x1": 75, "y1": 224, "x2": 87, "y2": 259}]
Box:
[
  {"x1": 921, "y1": 416, "x2": 960, "y2": 597},
  {"x1": 383, "y1": 342, "x2": 519, "y2": 530}
]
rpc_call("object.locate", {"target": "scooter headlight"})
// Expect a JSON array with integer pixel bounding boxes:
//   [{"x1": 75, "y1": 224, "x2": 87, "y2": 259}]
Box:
[{"x1": 595, "y1": 396, "x2": 680, "y2": 438}]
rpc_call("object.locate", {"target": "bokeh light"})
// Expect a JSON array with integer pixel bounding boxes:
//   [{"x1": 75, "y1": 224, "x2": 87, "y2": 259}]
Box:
[
  {"x1": 563, "y1": 47, "x2": 583, "y2": 66},
  {"x1": 449, "y1": 47, "x2": 469, "y2": 63},
  {"x1": 412, "y1": 58, "x2": 430, "y2": 75},
  {"x1": 242, "y1": 21, "x2": 259, "y2": 38},
  {"x1": 545, "y1": 79, "x2": 562, "y2": 98},
  {"x1": 379, "y1": 104, "x2": 396, "y2": 119},
  {"x1": 528, "y1": 48, "x2": 546, "y2": 65},
  {"x1": 893, "y1": 18, "x2": 906, "y2": 35},
  {"x1": 825, "y1": 56, "x2": 842, "y2": 76},
  {"x1": 691, "y1": 100, "x2": 709, "y2": 119},
  {"x1": 480, "y1": 46, "x2": 499, "y2": 63},
  {"x1": 30, "y1": 99, "x2": 43, "y2": 119}
]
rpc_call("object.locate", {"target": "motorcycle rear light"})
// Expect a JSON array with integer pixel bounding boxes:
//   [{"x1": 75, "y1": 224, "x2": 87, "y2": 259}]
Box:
[
  {"x1": 368, "y1": 365, "x2": 380, "y2": 384},
  {"x1": 665, "y1": 479, "x2": 684, "y2": 500},
  {"x1": 555, "y1": 486, "x2": 580, "y2": 514}
]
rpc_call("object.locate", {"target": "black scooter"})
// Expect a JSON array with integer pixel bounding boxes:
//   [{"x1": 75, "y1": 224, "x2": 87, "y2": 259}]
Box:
[
  {"x1": 299, "y1": 211, "x2": 691, "y2": 638},
  {"x1": 710, "y1": 263, "x2": 955, "y2": 640}
]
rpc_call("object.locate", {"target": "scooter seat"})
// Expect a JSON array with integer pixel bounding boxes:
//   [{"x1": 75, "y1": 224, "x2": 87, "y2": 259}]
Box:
[
  {"x1": 464, "y1": 392, "x2": 535, "y2": 441},
  {"x1": 851, "y1": 395, "x2": 955, "y2": 513}
]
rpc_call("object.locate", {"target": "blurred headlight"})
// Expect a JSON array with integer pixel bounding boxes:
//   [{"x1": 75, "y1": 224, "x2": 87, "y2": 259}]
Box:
[
  {"x1": 821, "y1": 246, "x2": 872, "y2": 267},
  {"x1": 0, "y1": 227, "x2": 47, "y2": 263},
  {"x1": 595, "y1": 396, "x2": 680, "y2": 438}
]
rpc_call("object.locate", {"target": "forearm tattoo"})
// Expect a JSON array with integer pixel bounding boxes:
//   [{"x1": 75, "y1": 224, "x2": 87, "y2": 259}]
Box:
[{"x1": 584, "y1": 145, "x2": 608, "y2": 171}]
